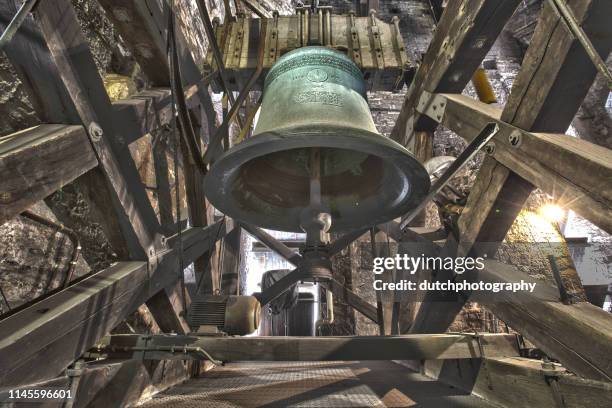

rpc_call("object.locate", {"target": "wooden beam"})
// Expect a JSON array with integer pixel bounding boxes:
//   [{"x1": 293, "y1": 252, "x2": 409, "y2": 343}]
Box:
[
  {"x1": 410, "y1": 0, "x2": 612, "y2": 337},
  {"x1": 330, "y1": 279, "x2": 379, "y2": 324},
  {"x1": 35, "y1": 0, "x2": 162, "y2": 259},
  {"x1": 146, "y1": 280, "x2": 191, "y2": 334},
  {"x1": 475, "y1": 260, "x2": 612, "y2": 382},
  {"x1": 418, "y1": 93, "x2": 612, "y2": 233},
  {"x1": 220, "y1": 227, "x2": 242, "y2": 295},
  {"x1": 96, "y1": 332, "x2": 522, "y2": 361},
  {"x1": 420, "y1": 357, "x2": 612, "y2": 408},
  {"x1": 391, "y1": 0, "x2": 522, "y2": 145},
  {"x1": 0, "y1": 0, "x2": 79, "y2": 124},
  {"x1": 502, "y1": 0, "x2": 612, "y2": 133},
  {"x1": 0, "y1": 125, "x2": 97, "y2": 224},
  {"x1": 0, "y1": 221, "x2": 228, "y2": 388}
]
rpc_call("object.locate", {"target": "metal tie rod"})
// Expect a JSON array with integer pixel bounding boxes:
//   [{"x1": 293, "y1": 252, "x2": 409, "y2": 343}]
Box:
[
  {"x1": 548, "y1": 0, "x2": 612, "y2": 89},
  {"x1": 399, "y1": 122, "x2": 500, "y2": 230},
  {"x1": 0, "y1": 0, "x2": 38, "y2": 51}
]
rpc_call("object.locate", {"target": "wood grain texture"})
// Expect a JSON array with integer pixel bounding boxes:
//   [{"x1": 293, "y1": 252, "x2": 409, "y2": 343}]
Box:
[
  {"x1": 0, "y1": 221, "x2": 229, "y2": 388},
  {"x1": 35, "y1": 0, "x2": 161, "y2": 259},
  {"x1": 0, "y1": 125, "x2": 97, "y2": 224},
  {"x1": 422, "y1": 357, "x2": 612, "y2": 408},
  {"x1": 99, "y1": 332, "x2": 521, "y2": 362},
  {"x1": 502, "y1": 0, "x2": 612, "y2": 132},
  {"x1": 425, "y1": 94, "x2": 612, "y2": 233},
  {"x1": 391, "y1": 0, "x2": 522, "y2": 144}
]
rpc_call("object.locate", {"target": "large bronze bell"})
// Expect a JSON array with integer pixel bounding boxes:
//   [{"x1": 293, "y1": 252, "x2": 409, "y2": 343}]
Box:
[{"x1": 204, "y1": 47, "x2": 429, "y2": 232}]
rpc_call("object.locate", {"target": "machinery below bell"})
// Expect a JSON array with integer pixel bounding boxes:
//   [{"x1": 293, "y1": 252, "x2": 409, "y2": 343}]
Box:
[
  {"x1": 188, "y1": 295, "x2": 261, "y2": 336},
  {"x1": 205, "y1": 46, "x2": 429, "y2": 235}
]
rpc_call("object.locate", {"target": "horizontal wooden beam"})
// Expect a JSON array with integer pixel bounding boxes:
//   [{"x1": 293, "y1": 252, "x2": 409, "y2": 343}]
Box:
[
  {"x1": 0, "y1": 124, "x2": 97, "y2": 224},
  {"x1": 420, "y1": 357, "x2": 612, "y2": 408},
  {"x1": 0, "y1": 220, "x2": 229, "y2": 389},
  {"x1": 418, "y1": 93, "x2": 612, "y2": 233},
  {"x1": 95, "y1": 332, "x2": 521, "y2": 362},
  {"x1": 113, "y1": 85, "x2": 200, "y2": 145}
]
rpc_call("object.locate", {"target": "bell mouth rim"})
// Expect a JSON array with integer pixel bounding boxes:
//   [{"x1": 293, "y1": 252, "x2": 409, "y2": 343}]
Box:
[{"x1": 204, "y1": 125, "x2": 430, "y2": 232}]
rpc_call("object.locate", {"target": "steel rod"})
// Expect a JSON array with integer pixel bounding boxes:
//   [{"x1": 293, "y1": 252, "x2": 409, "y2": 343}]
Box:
[
  {"x1": 399, "y1": 122, "x2": 500, "y2": 230},
  {"x1": 548, "y1": 0, "x2": 612, "y2": 89},
  {"x1": 0, "y1": 0, "x2": 38, "y2": 51}
]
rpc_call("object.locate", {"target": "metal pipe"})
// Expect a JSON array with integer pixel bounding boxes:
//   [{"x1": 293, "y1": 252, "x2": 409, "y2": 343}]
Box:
[
  {"x1": 399, "y1": 122, "x2": 500, "y2": 230},
  {"x1": 0, "y1": 0, "x2": 38, "y2": 51},
  {"x1": 548, "y1": 0, "x2": 612, "y2": 89}
]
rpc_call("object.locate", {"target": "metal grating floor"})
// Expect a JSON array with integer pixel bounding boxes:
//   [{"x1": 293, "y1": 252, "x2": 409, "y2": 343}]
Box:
[{"x1": 139, "y1": 361, "x2": 495, "y2": 407}]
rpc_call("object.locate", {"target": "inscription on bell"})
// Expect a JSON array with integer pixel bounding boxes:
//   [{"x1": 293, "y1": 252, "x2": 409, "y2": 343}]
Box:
[
  {"x1": 294, "y1": 90, "x2": 341, "y2": 106},
  {"x1": 307, "y1": 69, "x2": 328, "y2": 82}
]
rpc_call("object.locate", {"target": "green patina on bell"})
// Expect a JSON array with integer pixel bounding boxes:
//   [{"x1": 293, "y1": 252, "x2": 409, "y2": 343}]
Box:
[{"x1": 205, "y1": 47, "x2": 430, "y2": 232}]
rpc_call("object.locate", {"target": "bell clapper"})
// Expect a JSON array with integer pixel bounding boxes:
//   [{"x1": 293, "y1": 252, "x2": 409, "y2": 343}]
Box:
[{"x1": 300, "y1": 147, "x2": 331, "y2": 248}]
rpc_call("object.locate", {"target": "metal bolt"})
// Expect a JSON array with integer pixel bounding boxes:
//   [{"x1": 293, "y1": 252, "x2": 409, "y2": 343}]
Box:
[
  {"x1": 508, "y1": 131, "x2": 522, "y2": 147},
  {"x1": 484, "y1": 142, "x2": 496, "y2": 155},
  {"x1": 88, "y1": 122, "x2": 103, "y2": 142}
]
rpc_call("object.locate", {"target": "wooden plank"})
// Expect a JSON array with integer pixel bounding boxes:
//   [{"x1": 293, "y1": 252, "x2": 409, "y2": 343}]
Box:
[
  {"x1": 0, "y1": 221, "x2": 229, "y2": 388},
  {"x1": 418, "y1": 93, "x2": 612, "y2": 233},
  {"x1": 0, "y1": 125, "x2": 97, "y2": 224},
  {"x1": 502, "y1": 0, "x2": 612, "y2": 133},
  {"x1": 391, "y1": 0, "x2": 522, "y2": 144},
  {"x1": 98, "y1": 332, "x2": 522, "y2": 361},
  {"x1": 113, "y1": 85, "x2": 200, "y2": 146},
  {"x1": 421, "y1": 357, "x2": 612, "y2": 408},
  {"x1": 35, "y1": 0, "x2": 162, "y2": 259}
]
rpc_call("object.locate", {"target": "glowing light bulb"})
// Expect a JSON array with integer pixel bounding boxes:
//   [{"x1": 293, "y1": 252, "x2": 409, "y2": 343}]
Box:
[{"x1": 539, "y1": 204, "x2": 565, "y2": 223}]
